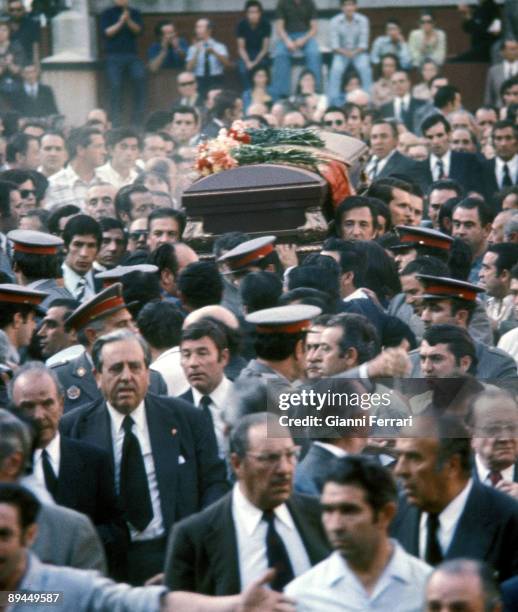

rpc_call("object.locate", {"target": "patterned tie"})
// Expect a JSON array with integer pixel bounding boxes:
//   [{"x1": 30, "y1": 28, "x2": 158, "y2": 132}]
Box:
[
  {"x1": 436, "y1": 159, "x2": 445, "y2": 179},
  {"x1": 370, "y1": 157, "x2": 379, "y2": 180},
  {"x1": 424, "y1": 513, "x2": 443, "y2": 566},
  {"x1": 41, "y1": 449, "x2": 58, "y2": 499},
  {"x1": 489, "y1": 470, "x2": 503, "y2": 486},
  {"x1": 119, "y1": 415, "x2": 154, "y2": 532},
  {"x1": 503, "y1": 164, "x2": 513, "y2": 188},
  {"x1": 74, "y1": 277, "x2": 87, "y2": 302},
  {"x1": 263, "y1": 509, "x2": 294, "y2": 591}
]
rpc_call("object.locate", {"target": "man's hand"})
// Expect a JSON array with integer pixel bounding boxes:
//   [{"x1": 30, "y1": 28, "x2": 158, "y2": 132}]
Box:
[
  {"x1": 366, "y1": 347, "x2": 411, "y2": 378},
  {"x1": 276, "y1": 244, "x2": 298, "y2": 270},
  {"x1": 495, "y1": 481, "x2": 518, "y2": 500},
  {"x1": 238, "y1": 569, "x2": 296, "y2": 612},
  {"x1": 285, "y1": 39, "x2": 297, "y2": 53}
]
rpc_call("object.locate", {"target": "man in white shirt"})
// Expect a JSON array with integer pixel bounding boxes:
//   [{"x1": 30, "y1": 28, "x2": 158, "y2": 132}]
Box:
[
  {"x1": 286, "y1": 456, "x2": 432, "y2": 612},
  {"x1": 61, "y1": 214, "x2": 101, "y2": 302},
  {"x1": 469, "y1": 390, "x2": 518, "y2": 500},
  {"x1": 483, "y1": 121, "x2": 518, "y2": 203},
  {"x1": 164, "y1": 412, "x2": 330, "y2": 594},
  {"x1": 46, "y1": 126, "x2": 106, "y2": 211},
  {"x1": 179, "y1": 318, "x2": 235, "y2": 459},
  {"x1": 392, "y1": 415, "x2": 518, "y2": 580},
  {"x1": 485, "y1": 39, "x2": 518, "y2": 107},
  {"x1": 97, "y1": 127, "x2": 141, "y2": 189}
]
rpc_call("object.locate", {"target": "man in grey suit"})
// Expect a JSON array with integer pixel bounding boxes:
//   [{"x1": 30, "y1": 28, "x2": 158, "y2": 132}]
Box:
[
  {"x1": 0, "y1": 483, "x2": 294, "y2": 612},
  {"x1": 484, "y1": 39, "x2": 518, "y2": 107},
  {"x1": 0, "y1": 409, "x2": 106, "y2": 573}
]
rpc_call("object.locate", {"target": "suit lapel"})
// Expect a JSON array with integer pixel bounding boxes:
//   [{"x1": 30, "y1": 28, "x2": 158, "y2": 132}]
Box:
[
  {"x1": 287, "y1": 496, "x2": 329, "y2": 564},
  {"x1": 56, "y1": 438, "x2": 82, "y2": 500},
  {"x1": 205, "y1": 494, "x2": 241, "y2": 593},
  {"x1": 145, "y1": 398, "x2": 180, "y2": 529},
  {"x1": 78, "y1": 402, "x2": 113, "y2": 461}
]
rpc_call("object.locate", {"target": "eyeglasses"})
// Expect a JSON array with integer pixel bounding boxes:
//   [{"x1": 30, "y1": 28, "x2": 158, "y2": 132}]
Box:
[
  {"x1": 246, "y1": 448, "x2": 301, "y2": 467},
  {"x1": 179, "y1": 81, "x2": 196, "y2": 87},
  {"x1": 20, "y1": 189, "x2": 36, "y2": 198},
  {"x1": 129, "y1": 230, "x2": 148, "y2": 240},
  {"x1": 324, "y1": 119, "x2": 345, "y2": 126}
]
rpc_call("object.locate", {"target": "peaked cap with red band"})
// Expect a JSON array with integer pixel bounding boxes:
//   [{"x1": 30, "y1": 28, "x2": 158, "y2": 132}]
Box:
[
  {"x1": 218, "y1": 235, "x2": 276, "y2": 273},
  {"x1": 416, "y1": 274, "x2": 484, "y2": 302},
  {"x1": 246, "y1": 304, "x2": 322, "y2": 334},
  {"x1": 392, "y1": 226, "x2": 453, "y2": 253},
  {"x1": 66, "y1": 282, "x2": 132, "y2": 331},
  {"x1": 0, "y1": 283, "x2": 48, "y2": 312},
  {"x1": 7, "y1": 229, "x2": 63, "y2": 255}
]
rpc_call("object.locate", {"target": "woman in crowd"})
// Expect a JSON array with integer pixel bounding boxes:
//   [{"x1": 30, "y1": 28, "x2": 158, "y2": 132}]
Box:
[
  {"x1": 371, "y1": 53, "x2": 399, "y2": 108},
  {"x1": 412, "y1": 59, "x2": 440, "y2": 101},
  {"x1": 242, "y1": 65, "x2": 272, "y2": 113},
  {"x1": 408, "y1": 11, "x2": 447, "y2": 68}
]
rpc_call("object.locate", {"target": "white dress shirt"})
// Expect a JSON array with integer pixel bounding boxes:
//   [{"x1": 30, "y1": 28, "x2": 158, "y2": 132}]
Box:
[
  {"x1": 33, "y1": 433, "x2": 61, "y2": 490},
  {"x1": 285, "y1": 543, "x2": 432, "y2": 612},
  {"x1": 430, "y1": 150, "x2": 451, "y2": 181},
  {"x1": 191, "y1": 376, "x2": 233, "y2": 459},
  {"x1": 97, "y1": 162, "x2": 139, "y2": 190},
  {"x1": 231, "y1": 483, "x2": 311, "y2": 589},
  {"x1": 394, "y1": 94, "x2": 411, "y2": 121},
  {"x1": 504, "y1": 60, "x2": 518, "y2": 79},
  {"x1": 61, "y1": 263, "x2": 96, "y2": 302},
  {"x1": 366, "y1": 150, "x2": 395, "y2": 180},
  {"x1": 419, "y1": 479, "x2": 473, "y2": 559},
  {"x1": 475, "y1": 453, "x2": 515, "y2": 486},
  {"x1": 496, "y1": 154, "x2": 518, "y2": 189},
  {"x1": 107, "y1": 401, "x2": 165, "y2": 541}
]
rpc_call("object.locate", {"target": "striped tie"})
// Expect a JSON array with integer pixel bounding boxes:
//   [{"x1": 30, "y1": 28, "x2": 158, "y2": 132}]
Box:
[{"x1": 75, "y1": 277, "x2": 87, "y2": 302}]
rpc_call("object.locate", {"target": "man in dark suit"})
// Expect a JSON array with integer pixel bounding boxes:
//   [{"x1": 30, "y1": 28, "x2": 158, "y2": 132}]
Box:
[
  {"x1": 163, "y1": 412, "x2": 330, "y2": 595},
  {"x1": 482, "y1": 121, "x2": 518, "y2": 205},
  {"x1": 380, "y1": 70, "x2": 426, "y2": 132},
  {"x1": 60, "y1": 329, "x2": 228, "y2": 585},
  {"x1": 52, "y1": 282, "x2": 167, "y2": 413},
  {"x1": 418, "y1": 114, "x2": 485, "y2": 195},
  {"x1": 12, "y1": 64, "x2": 58, "y2": 117},
  {"x1": 10, "y1": 362, "x2": 128, "y2": 578},
  {"x1": 469, "y1": 389, "x2": 518, "y2": 501},
  {"x1": 484, "y1": 39, "x2": 518, "y2": 107},
  {"x1": 364, "y1": 119, "x2": 424, "y2": 189},
  {"x1": 392, "y1": 416, "x2": 518, "y2": 581}
]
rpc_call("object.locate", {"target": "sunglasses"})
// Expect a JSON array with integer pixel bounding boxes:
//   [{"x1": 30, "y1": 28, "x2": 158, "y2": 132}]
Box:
[
  {"x1": 324, "y1": 119, "x2": 345, "y2": 126},
  {"x1": 20, "y1": 189, "x2": 36, "y2": 198},
  {"x1": 179, "y1": 81, "x2": 195, "y2": 86},
  {"x1": 129, "y1": 230, "x2": 148, "y2": 240}
]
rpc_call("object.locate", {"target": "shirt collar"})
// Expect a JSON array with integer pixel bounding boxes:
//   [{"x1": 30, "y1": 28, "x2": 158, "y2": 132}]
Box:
[
  {"x1": 313, "y1": 441, "x2": 348, "y2": 458},
  {"x1": 437, "y1": 478, "x2": 473, "y2": 526},
  {"x1": 475, "y1": 453, "x2": 515, "y2": 482},
  {"x1": 107, "y1": 400, "x2": 146, "y2": 435},
  {"x1": 191, "y1": 376, "x2": 232, "y2": 408},
  {"x1": 431, "y1": 150, "x2": 451, "y2": 164},
  {"x1": 496, "y1": 154, "x2": 518, "y2": 168},
  {"x1": 34, "y1": 432, "x2": 60, "y2": 464},
  {"x1": 232, "y1": 482, "x2": 296, "y2": 536}
]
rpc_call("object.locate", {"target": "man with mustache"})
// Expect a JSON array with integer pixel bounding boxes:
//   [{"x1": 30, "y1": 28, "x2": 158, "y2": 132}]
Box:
[
  {"x1": 60, "y1": 330, "x2": 228, "y2": 585},
  {"x1": 164, "y1": 412, "x2": 330, "y2": 595},
  {"x1": 286, "y1": 456, "x2": 432, "y2": 611}
]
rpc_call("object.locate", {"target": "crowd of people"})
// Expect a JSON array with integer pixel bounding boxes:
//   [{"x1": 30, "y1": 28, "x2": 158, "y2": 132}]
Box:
[{"x1": 0, "y1": 0, "x2": 518, "y2": 611}]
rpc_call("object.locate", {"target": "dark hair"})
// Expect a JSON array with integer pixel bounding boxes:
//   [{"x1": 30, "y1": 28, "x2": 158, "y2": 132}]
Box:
[
  {"x1": 421, "y1": 113, "x2": 451, "y2": 135},
  {"x1": 6, "y1": 133, "x2": 38, "y2": 164},
  {"x1": 105, "y1": 126, "x2": 141, "y2": 149},
  {"x1": 230, "y1": 412, "x2": 280, "y2": 456},
  {"x1": 0, "y1": 483, "x2": 40, "y2": 530},
  {"x1": 240, "y1": 271, "x2": 282, "y2": 313},
  {"x1": 47, "y1": 204, "x2": 80, "y2": 235},
  {"x1": 371, "y1": 119, "x2": 398, "y2": 139},
  {"x1": 357, "y1": 240, "x2": 401, "y2": 303},
  {"x1": 154, "y1": 19, "x2": 174, "y2": 37},
  {"x1": 245, "y1": 0, "x2": 263, "y2": 11},
  {"x1": 213, "y1": 232, "x2": 251, "y2": 258},
  {"x1": 144, "y1": 110, "x2": 173, "y2": 133},
  {"x1": 181, "y1": 318, "x2": 228, "y2": 354},
  {"x1": 433, "y1": 85, "x2": 459, "y2": 110},
  {"x1": 171, "y1": 105, "x2": 199, "y2": 124},
  {"x1": 428, "y1": 178, "x2": 464, "y2": 198},
  {"x1": 452, "y1": 197, "x2": 494, "y2": 227},
  {"x1": 287, "y1": 264, "x2": 340, "y2": 305},
  {"x1": 92, "y1": 330, "x2": 151, "y2": 372},
  {"x1": 322, "y1": 238, "x2": 366, "y2": 288},
  {"x1": 401, "y1": 255, "x2": 449, "y2": 277},
  {"x1": 0, "y1": 303, "x2": 34, "y2": 330},
  {"x1": 487, "y1": 243, "x2": 518, "y2": 275},
  {"x1": 279, "y1": 287, "x2": 332, "y2": 313},
  {"x1": 0, "y1": 169, "x2": 33, "y2": 188},
  {"x1": 13, "y1": 248, "x2": 60, "y2": 281},
  {"x1": 335, "y1": 196, "x2": 378, "y2": 235},
  {"x1": 423, "y1": 324, "x2": 478, "y2": 374},
  {"x1": 0, "y1": 180, "x2": 19, "y2": 220},
  {"x1": 326, "y1": 312, "x2": 380, "y2": 364},
  {"x1": 148, "y1": 207, "x2": 186, "y2": 239},
  {"x1": 325, "y1": 456, "x2": 398, "y2": 514},
  {"x1": 28, "y1": 171, "x2": 48, "y2": 204},
  {"x1": 491, "y1": 119, "x2": 518, "y2": 140},
  {"x1": 62, "y1": 214, "x2": 101, "y2": 248},
  {"x1": 500, "y1": 75, "x2": 518, "y2": 99},
  {"x1": 99, "y1": 216, "x2": 126, "y2": 235},
  {"x1": 148, "y1": 242, "x2": 178, "y2": 276},
  {"x1": 434, "y1": 416, "x2": 473, "y2": 475},
  {"x1": 177, "y1": 262, "x2": 223, "y2": 310},
  {"x1": 212, "y1": 91, "x2": 240, "y2": 120},
  {"x1": 115, "y1": 184, "x2": 150, "y2": 222},
  {"x1": 137, "y1": 301, "x2": 184, "y2": 349},
  {"x1": 65, "y1": 126, "x2": 103, "y2": 160},
  {"x1": 122, "y1": 271, "x2": 161, "y2": 318},
  {"x1": 253, "y1": 330, "x2": 306, "y2": 361}
]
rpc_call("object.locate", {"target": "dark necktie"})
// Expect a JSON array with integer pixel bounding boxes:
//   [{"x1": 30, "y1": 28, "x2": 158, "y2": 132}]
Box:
[
  {"x1": 41, "y1": 449, "x2": 58, "y2": 498},
  {"x1": 263, "y1": 509, "x2": 294, "y2": 591},
  {"x1": 503, "y1": 163, "x2": 513, "y2": 188},
  {"x1": 75, "y1": 277, "x2": 86, "y2": 302},
  {"x1": 489, "y1": 470, "x2": 503, "y2": 486},
  {"x1": 370, "y1": 158, "x2": 379, "y2": 180},
  {"x1": 436, "y1": 159, "x2": 445, "y2": 179},
  {"x1": 120, "y1": 415, "x2": 154, "y2": 532},
  {"x1": 199, "y1": 395, "x2": 214, "y2": 429},
  {"x1": 203, "y1": 46, "x2": 211, "y2": 77},
  {"x1": 424, "y1": 513, "x2": 443, "y2": 566}
]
